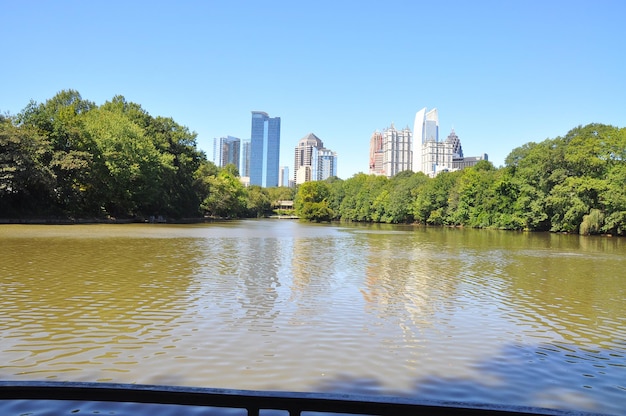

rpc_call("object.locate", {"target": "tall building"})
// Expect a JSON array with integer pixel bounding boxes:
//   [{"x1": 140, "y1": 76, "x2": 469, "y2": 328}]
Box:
[
  {"x1": 240, "y1": 139, "x2": 251, "y2": 178},
  {"x1": 369, "y1": 131, "x2": 384, "y2": 175},
  {"x1": 383, "y1": 124, "x2": 412, "y2": 177},
  {"x1": 413, "y1": 107, "x2": 487, "y2": 176},
  {"x1": 250, "y1": 111, "x2": 281, "y2": 187},
  {"x1": 369, "y1": 124, "x2": 412, "y2": 177},
  {"x1": 294, "y1": 133, "x2": 337, "y2": 184},
  {"x1": 412, "y1": 107, "x2": 439, "y2": 175},
  {"x1": 279, "y1": 166, "x2": 291, "y2": 187},
  {"x1": 213, "y1": 136, "x2": 241, "y2": 168},
  {"x1": 318, "y1": 148, "x2": 338, "y2": 180},
  {"x1": 446, "y1": 128, "x2": 463, "y2": 158}
]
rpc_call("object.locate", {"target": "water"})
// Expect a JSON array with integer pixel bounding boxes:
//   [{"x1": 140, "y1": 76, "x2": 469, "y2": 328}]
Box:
[{"x1": 0, "y1": 220, "x2": 624, "y2": 414}]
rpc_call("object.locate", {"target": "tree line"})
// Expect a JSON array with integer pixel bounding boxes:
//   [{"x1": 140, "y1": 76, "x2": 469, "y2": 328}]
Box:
[
  {"x1": 3, "y1": 91, "x2": 624, "y2": 235},
  {"x1": 294, "y1": 123, "x2": 626, "y2": 236},
  {"x1": 0, "y1": 90, "x2": 293, "y2": 220}
]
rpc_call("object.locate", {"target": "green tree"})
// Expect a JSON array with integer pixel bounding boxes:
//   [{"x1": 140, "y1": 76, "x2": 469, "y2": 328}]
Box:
[
  {"x1": 84, "y1": 106, "x2": 170, "y2": 217},
  {"x1": 199, "y1": 170, "x2": 247, "y2": 218},
  {"x1": 600, "y1": 163, "x2": 626, "y2": 235},
  {"x1": 414, "y1": 171, "x2": 463, "y2": 225},
  {"x1": 0, "y1": 117, "x2": 55, "y2": 216},
  {"x1": 16, "y1": 90, "x2": 102, "y2": 216},
  {"x1": 294, "y1": 181, "x2": 334, "y2": 222},
  {"x1": 246, "y1": 185, "x2": 272, "y2": 217},
  {"x1": 101, "y1": 96, "x2": 205, "y2": 217}
]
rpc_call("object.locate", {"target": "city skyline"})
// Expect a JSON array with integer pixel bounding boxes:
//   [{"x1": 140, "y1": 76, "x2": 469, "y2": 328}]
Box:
[
  {"x1": 2, "y1": 2, "x2": 624, "y2": 180},
  {"x1": 369, "y1": 110, "x2": 487, "y2": 178}
]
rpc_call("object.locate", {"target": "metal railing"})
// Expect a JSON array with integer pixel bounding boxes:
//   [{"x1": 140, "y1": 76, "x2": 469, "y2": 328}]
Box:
[{"x1": 0, "y1": 381, "x2": 609, "y2": 416}]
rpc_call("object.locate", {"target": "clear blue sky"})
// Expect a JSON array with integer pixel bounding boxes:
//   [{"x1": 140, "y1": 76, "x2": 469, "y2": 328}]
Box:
[{"x1": 2, "y1": 0, "x2": 624, "y2": 179}]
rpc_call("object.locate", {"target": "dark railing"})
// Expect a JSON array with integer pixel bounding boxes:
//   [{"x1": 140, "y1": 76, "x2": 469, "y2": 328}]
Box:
[{"x1": 0, "y1": 381, "x2": 609, "y2": 416}]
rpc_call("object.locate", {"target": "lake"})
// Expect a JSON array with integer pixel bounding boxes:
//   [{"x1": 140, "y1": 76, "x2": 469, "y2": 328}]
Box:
[{"x1": 0, "y1": 220, "x2": 624, "y2": 414}]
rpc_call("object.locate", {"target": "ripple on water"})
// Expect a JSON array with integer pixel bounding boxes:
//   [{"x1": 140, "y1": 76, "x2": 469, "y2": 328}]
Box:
[{"x1": 1, "y1": 222, "x2": 625, "y2": 415}]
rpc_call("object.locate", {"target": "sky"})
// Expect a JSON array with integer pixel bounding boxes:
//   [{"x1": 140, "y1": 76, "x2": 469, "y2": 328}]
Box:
[{"x1": 2, "y1": 0, "x2": 625, "y2": 180}]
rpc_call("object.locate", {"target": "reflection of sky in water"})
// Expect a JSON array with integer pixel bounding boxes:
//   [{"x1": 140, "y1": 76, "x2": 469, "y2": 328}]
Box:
[{"x1": 0, "y1": 221, "x2": 624, "y2": 414}]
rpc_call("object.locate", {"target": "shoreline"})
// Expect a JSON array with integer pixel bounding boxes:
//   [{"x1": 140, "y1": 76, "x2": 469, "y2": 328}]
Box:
[{"x1": 0, "y1": 217, "x2": 219, "y2": 225}]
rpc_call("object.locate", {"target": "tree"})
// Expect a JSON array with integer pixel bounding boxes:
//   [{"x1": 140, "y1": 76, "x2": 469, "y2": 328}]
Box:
[
  {"x1": 0, "y1": 117, "x2": 56, "y2": 216},
  {"x1": 16, "y1": 90, "x2": 102, "y2": 216},
  {"x1": 413, "y1": 171, "x2": 458, "y2": 225},
  {"x1": 83, "y1": 106, "x2": 170, "y2": 217},
  {"x1": 294, "y1": 181, "x2": 334, "y2": 222},
  {"x1": 198, "y1": 169, "x2": 247, "y2": 218}
]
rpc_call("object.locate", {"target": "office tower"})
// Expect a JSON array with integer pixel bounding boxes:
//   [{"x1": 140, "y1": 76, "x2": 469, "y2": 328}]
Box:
[
  {"x1": 446, "y1": 129, "x2": 463, "y2": 158},
  {"x1": 279, "y1": 166, "x2": 290, "y2": 187},
  {"x1": 369, "y1": 131, "x2": 384, "y2": 175},
  {"x1": 369, "y1": 124, "x2": 411, "y2": 177},
  {"x1": 412, "y1": 107, "x2": 439, "y2": 175},
  {"x1": 213, "y1": 136, "x2": 241, "y2": 169},
  {"x1": 382, "y1": 124, "x2": 412, "y2": 177},
  {"x1": 318, "y1": 148, "x2": 338, "y2": 180},
  {"x1": 250, "y1": 111, "x2": 281, "y2": 187},
  {"x1": 294, "y1": 133, "x2": 337, "y2": 184},
  {"x1": 413, "y1": 107, "x2": 487, "y2": 176},
  {"x1": 294, "y1": 133, "x2": 323, "y2": 184},
  {"x1": 240, "y1": 139, "x2": 251, "y2": 178}
]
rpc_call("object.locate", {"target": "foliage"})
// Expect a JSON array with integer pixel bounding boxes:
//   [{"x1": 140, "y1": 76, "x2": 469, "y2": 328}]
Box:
[
  {"x1": 292, "y1": 123, "x2": 626, "y2": 237},
  {"x1": 3, "y1": 91, "x2": 626, "y2": 235},
  {"x1": 0, "y1": 117, "x2": 56, "y2": 216},
  {"x1": 294, "y1": 181, "x2": 334, "y2": 222},
  {"x1": 199, "y1": 170, "x2": 247, "y2": 218}
]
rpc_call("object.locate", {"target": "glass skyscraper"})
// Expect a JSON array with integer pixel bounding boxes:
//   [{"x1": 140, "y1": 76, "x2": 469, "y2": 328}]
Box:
[
  {"x1": 413, "y1": 108, "x2": 486, "y2": 176},
  {"x1": 213, "y1": 136, "x2": 240, "y2": 168},
  {"x1": 240, "y1": 139, "x2": 251, "y2": 178},
  {"x1": 413, "y1": 107, "x2": 439, "y2": 175},
  {"x1": 250, "y1": 111, "x2": 281, "y2": 187}
]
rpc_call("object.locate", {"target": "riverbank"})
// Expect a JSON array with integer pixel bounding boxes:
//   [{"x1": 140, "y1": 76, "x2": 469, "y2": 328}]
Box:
[{"x1": 0, "y1": 217, "x2": 220, "y2": 225}]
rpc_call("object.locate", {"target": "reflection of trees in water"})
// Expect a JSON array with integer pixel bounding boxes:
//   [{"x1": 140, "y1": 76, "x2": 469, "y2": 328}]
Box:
[
  {"x1": 235, "y1": 237, "x2": 281, "y2": 330},
  {"x1": 288, "y1": 236, "x2": 337, "y2": 325},
  {"x1": 360, "y1": 230, "x2": 458, "y2": 332},
  {"x1": 195, "y1": 235, "x2": 284, "y2": 331}
]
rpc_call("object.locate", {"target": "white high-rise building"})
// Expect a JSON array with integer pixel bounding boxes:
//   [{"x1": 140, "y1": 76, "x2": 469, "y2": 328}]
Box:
[
  {"x1": 279, "y1": 166, "x2": 290, "y2": 187},
  {"x1": 318, "y1": 148, "x2": 338, "y2": 179},
  {"x1": 382, "y1": 123, "x2": 412, "y2": 177},
  {"x1": 412, "y1": 108, "x2": 439, "y2": 175},
  {"x1": 413, "y1": 107, "x2": 487, "y2": 176},
  {"x1": 369, "y1": 124, "x2": 412, "y2": 177},
  {"x1": 294, "y1": 133, "x2": 337, "y2": 184}
]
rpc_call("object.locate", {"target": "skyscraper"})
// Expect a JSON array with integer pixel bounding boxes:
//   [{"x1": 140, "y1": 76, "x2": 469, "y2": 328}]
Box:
[
  {"x1": 294, "y1": 133, "x2": 337, "y2": 184},
  {"x1": 383, "y1": 123, "x2": 412, "y2": 177},
  {"x1": 240, "y1": 139, "x2": 251, "y2": 178},
  {"x1": 369, "y1": 124, "x2": 412, "y2": 177},
  {"x1": 318, "y1": 148, "x2": 338, "y2": 180},
  {"x1": 369, "y1": 131, "x2": 384, "y2": 175},
  {"x1": 413, "y1": 108, "x2": 487, "y2": 176},
  {"x1": 213, "y1": 136, "x2": 241, "y2": 169},
  {"x1": 412, "y1": 107, "x2": 439, "y2": 175},
  {"x1": 250, "y1": 111, "x2": 281, "y2": 187},
  {"x1": 279, "y1": 166, "x2": 290, "y2": 187}
]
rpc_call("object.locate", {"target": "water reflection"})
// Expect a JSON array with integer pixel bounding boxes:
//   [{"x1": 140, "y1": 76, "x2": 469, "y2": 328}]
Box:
[{"x1": 1, "y1": 222, "x2": 625, "y2": 414}]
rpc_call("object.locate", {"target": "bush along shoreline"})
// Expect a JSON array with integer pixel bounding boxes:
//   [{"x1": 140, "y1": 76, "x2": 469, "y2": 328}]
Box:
[{"x1": 2, "y1": 91, "x2": 625, "y2": 235}]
